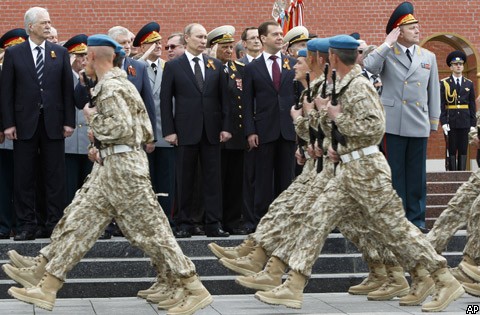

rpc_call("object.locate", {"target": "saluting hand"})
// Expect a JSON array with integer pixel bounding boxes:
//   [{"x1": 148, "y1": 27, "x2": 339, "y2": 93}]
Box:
[{"x1": 385, "y1": 27, "x2": 400, "y2": 47}]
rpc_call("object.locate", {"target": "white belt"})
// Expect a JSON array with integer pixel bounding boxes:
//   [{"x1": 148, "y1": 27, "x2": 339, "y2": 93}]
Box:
[
  {"x1": 340, "y1": 145, "x2": 379, "y2": 163},
  {"x1": 100, "y1": 145, "x2": 138, "y2": 159}
]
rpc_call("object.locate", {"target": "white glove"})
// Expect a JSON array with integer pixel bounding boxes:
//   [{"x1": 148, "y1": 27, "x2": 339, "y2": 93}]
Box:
[
  {"x1": 471, "y1": 126, "x2": 476, "y2": 132},
  {"x1": 442, "y1": 124, "x2": 450, "y2": 136}
]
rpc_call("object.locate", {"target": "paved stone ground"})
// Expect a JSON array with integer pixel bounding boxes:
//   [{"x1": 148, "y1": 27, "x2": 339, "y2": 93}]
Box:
[{"x1": 0, "y1": 293, "x2": 477, "y2": 315}]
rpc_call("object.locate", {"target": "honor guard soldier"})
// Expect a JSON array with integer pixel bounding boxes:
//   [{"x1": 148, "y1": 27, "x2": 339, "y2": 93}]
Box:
[
  {"x1": 283, "y1": 25, "x2": 309, "y2": 58},
  {"x1": 440, "y1": 50, "x2": 476, "y2": 170},
  {"x1": 62, "y1": 34, "x2": 92, "y2": 206},
  {"x1": 0, "y1": 28, "x2": 28, "y2": 239},
  {"x1": 207, "y1": 25, "x2": 248, "y2": 235}
]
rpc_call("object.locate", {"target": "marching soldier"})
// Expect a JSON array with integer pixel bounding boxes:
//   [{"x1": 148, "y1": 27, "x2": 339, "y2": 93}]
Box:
[{"x1": 440, "y1": 50, "x2": 476, "y2": 170}]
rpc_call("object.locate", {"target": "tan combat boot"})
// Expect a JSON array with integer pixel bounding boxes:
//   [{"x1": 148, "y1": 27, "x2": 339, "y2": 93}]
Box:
[
  {"x1": 219, "y1": 245, "x2": 267, "y2": 276},
  {"x1": 421, "y1": 268, "x2": 464, "y2": 312},
  {"x1": 367, "y1": 265, "x2": 409, "y2": 301},
  {"x1": 148, "y1": 278, "x2": 179, "y2": 304},
  {"x1": 450, "y1": 267, "x2": 473, "y2": 284},
  {"x1": 7, "y1": 250, "x2": 40, "y2": 269},
  {"x1": 166, "y1": 275, "x2": 213, "y2": 315},
  {"x1": 8, "y1": 272, "x2": 63, "y2": 311},
  {"x1": 208, "y1": 238, "x2": 255, "y2": 260},
  {"x1": 459, "y1": 255, "x2": 480, "y2": 282},
  {"x1": 462, "y1": 282, "x2": 480, "y2": 297},
  {"x1": 399, "y1": 266, "x2": 434, "y2": 306},
  {"x1": 2, "y1": 256, "x2": 48, "y2": 288},
  {"x1": 138, "y1": 276, "x2": 170, "y2": 299},
  {"x1": 254, "y1": 270, "x2": 306, "y2": 309},
  {"x1": 157, "y1": 285, "x2": 184, "y2": 310},
  {"x1": 348, "y1": 263, "x2": 387, "y2": 295},
  {"x1": 236, "y1": 256, "x2": 287, "y2": 291}
]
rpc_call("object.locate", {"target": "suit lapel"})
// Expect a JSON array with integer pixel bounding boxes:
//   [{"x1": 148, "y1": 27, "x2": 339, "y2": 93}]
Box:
[
  {"x1": 22, "y1": 42, "x2": 39, "y2": 84},
  {"x1": 280, "y1": 53, "x2": 292, "y2": 88},
  {"x1": 43, "y1": 41, "x2": 53, "y2": 85},
  {"x1": 405, "y1": 45, "x2": 421, "y2": 79},
  {"x1": 393, "y1": 43, "x2": 411, "y2": 70},
  {"x1": 179, "y1": 54, "x2": 201, "y2": 92},
  {"x1": 256, "y1": 54, "x2": 276, "y2": 91},
  {"x1": 153, "y1": 63, "x2": 162, "y2": 94}
]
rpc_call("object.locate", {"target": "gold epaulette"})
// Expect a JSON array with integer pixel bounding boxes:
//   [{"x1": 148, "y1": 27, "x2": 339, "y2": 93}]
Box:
[
  {"x1": 234, "y1": 60, "x2": 245, "y2": 67},
  {"x1": 441, "y1": 77, "x2": 449, "y2": 82}
]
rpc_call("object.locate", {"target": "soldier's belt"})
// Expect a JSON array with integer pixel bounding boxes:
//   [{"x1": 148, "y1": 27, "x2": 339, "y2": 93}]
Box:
[
  {"x1": 340, "y1": 145, "x2": 379, "y2": 163},
  {"x1": 446, "y1": 104, "x2": 469, "y2": 109},
  {"x1": 100, "y1": 145, "x2": 139, "y2": 158}
]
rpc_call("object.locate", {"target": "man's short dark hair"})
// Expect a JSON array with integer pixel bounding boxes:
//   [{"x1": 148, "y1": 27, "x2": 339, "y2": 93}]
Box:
[
  {"x1": 330, "y1": 48, "x2": 357, "y2": 66},
  {"x1": 241, "y1": 27, "x2": 257, "y2": 41},
  {"x1": 168, "y1": 32, "x2": 186, "y2": 45},
  {"x1": 258, "y1": 21, "x2": 280, "y2": 39}
]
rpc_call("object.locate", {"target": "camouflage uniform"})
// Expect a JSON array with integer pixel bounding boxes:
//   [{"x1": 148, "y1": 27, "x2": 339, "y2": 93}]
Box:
[
  {"x1": 427, "y1": 112, "x2": 480, "y2": 262},
  {"x1": 287, "y1": 65, "x2": 446, "y2": 277},
  {"x1": 43, "y1": 68, "x2": 196, "y2": 281}
]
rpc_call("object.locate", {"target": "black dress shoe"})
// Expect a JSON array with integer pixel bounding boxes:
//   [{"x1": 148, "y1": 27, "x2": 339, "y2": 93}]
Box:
[
  {"x1": 225, "y1": 227, "x2": 248, "y2": 235},
  {"x1": 206, "y1": 228, "x2": 230, "y2": 237},
  {"x1": 243, "y1": 226, "x2": 255, "y2": 234},
  {"x1": 418, "y1": 226, "x2": 430, "y2": 234},
  {"x1": 14, "y1": 231, "x2": 35, "y2": 241},
  {"x1": 0, "y1": 232, "x2": 10, "y2": 239},
  {"x1": 191, "y1": 226, "x2": 205, "y2": 236},
  {"x1": 174, "y1": 229, "x2": 191, "y2": 238},
  {"x1": 99, "y1": 231, "x2": 112, "y2": 240},
  {"x1": 35, "y1": 229, "x2": 51, "y2": 238}
]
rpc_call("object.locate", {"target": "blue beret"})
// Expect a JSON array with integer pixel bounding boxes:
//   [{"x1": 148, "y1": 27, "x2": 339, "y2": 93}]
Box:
[
  {"x1": 87, "y1": 34, "x2": 126, "y2": 58},
  {"x1": 329, "y1": 35, "x2": 359, "y2": 50},
  {"x1": 446, "y1": 50, "x2": 466, "y2": 66},
  {"x1": 297, "y1": 48, "x2": 307, "y2": 58},
  {"x1": 350, "y1": 32, "x2": 360, "y2": 40},
  {"x1": 306, "y1": 38, "x2": 330, "y2": 53}
]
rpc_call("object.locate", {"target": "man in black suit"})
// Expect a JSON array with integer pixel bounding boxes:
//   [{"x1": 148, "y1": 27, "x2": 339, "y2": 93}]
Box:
[
  {"x1": 0, "y1": 7, "x2": 75, "y2": 241},
  {"x1": 243, "y1": 21, "x2": 296, "y2": 229},
  {"x1": 160, "y1": 23, "x2": 231, "y2": 238}
]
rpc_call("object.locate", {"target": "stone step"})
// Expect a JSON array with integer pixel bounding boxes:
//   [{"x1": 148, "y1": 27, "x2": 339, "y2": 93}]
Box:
[
  {"x1": 426, "y1": 205, "x2": 447, "y2": 217},
  {"x1": 427, "y1": 182, "x2": 463, "y2": 194},
  {"x1": 426, "y1": 193, "x2": 455, "y2": 206},
  {"x1": 427, "y1": 171, "x2": 472, "y2": 182}
]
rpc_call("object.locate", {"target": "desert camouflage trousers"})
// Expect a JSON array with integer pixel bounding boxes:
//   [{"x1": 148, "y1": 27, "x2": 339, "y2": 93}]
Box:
[
  {"x1": 427, "y1": 169, "x2": 480, "y2": 262},
  {"x1": 41, "y1": 150, "x2": 196, "y2": 281},
  {"x1": 252, "y1": 158, "x2": 317, "y2": 255},
  {"x1": 288, "y1": 153, "x2": 446, "y2": 277}
]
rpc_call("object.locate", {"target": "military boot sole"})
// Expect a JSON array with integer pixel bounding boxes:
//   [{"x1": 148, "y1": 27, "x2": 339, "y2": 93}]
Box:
[
  {"x1": 7, "y1": 250, "x2": 36, "y2": 269},
  {"x1": 254, "y1": 291, "x2": 302, "y2": 309},
  {"x1": 208, "y1": 243, "x2": 235, "y2": 260},
  {"x1": 462, "y1": 283, "x2": 480, "y2": 298},
  {"x1": 367, "y1": 286, "x2": 410, "y2": 301},
  {"x1": 137, "y1": 287, "x2": 163, "y2": 299},
  {"x1": 459, "y1": 262, "x2": 480, "y2": 282},
  {"x1": 166, "y1": 294, "x2": 213, "y2": 315},
  {"x1": 2, "y1": 264, "x2": 37, "y2": 288},
  {"x1": 219, "y1": 258, "x2": 259, "y2": 276},
  {"x1": 421, "y1": 285, "x2": 464, "y2": 312},
  {"x1": 399, "y1": 283, "x2": 435, "y2": 306},
  {"x1": 348, "y1": 283, "x2": 384, "y2": 295},
  {"x1": 235, "y1": 276, "x2": 278, "y2": 291},
  {"x1": 8, "y1": 287, "x2": 54, "y2": 311}
]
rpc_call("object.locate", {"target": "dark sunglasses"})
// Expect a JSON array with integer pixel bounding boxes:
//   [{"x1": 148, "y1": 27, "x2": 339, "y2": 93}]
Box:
[{"x1": 165, "y1": 44, "x2": 180, "y2": 50}]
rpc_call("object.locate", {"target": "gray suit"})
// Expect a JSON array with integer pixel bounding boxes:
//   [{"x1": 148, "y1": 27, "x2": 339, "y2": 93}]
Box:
[
  {"x1": 364, "y1": 42, "x2": 440, "y2": 228},
  {"x1": 65, "y1": 73, "x2": 89, "y2": 154}
]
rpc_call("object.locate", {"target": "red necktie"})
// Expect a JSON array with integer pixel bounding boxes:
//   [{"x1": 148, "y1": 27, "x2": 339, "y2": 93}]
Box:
[{"x1": 269, "y1": 55, "x2": 280, "y2": 91}]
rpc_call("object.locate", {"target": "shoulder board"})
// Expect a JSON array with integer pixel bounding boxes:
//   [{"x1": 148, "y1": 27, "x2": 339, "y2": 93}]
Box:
[
  {"x1": 234, "y1": 60, "x2": 245, "y2": 67},
  {"x1": 465, "y1": 78, "x2": 472, "y2": 82},
  {"x1": 441, "y1": 77, "x2": 450, "y2": 82},
  {"x1": 420, "y1": 47, "x2": 432, "y2": 54}
]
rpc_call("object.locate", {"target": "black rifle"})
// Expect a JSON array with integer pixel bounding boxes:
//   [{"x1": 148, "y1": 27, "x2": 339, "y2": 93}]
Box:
[
  {"x1": 293, "y1": 80, "x2": 306, "y2": 159},
  {"x1": 305, "y1": 72, "x2": 317, "y2": 160},
  {"x1": 316, "y1": 63, "x2": 329, "y2": 173},
  {"x1": 330, "y1": 69, "x2": 346, "y2": 174},
  {"x1": 477, "y1": 127, "x2": 480, "y2": 168},
  {"x1": 82, "y1": 72, "x2": 101, "y2": 149}
]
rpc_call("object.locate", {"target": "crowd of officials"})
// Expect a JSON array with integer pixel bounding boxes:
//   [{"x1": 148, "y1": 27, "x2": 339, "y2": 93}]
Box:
[{"x1": 1, "y1": 1, "x2": 480, "y2": 314}]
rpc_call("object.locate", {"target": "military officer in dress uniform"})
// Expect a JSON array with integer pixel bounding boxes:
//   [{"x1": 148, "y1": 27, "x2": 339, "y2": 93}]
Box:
[
  {"x1": 283, "y1": 26, "x2": 309, "y2": 58},
  {"x1": 0, "y1": 28, "x2": 28, "y2": 239},
  {"x1": 440, "y1": 50, "x2": 476, "y2": 171},
  {"x1": 63, "y1": 34, "x2": 92, "y2": 206},
  {"x1": 207, "y1": 25, "x2": 247, "y2": 235}
]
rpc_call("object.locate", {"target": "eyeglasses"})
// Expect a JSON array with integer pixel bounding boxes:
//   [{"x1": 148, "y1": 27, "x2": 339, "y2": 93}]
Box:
[{"x1": 165, "y1": 44, "x2": 180, "y2": 50}]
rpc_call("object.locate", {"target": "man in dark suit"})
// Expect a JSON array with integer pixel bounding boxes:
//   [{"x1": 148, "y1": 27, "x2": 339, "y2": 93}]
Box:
[
  {"x1": 440, "y1": 50, "x2": 476, "y2": 171},
  {"x1": 0, "y1": 7, "x2": 75, "y2": 240},
  {"x1": 243, "y1": 21, "x2": 296, "y2": 229},
  {"x1": 160, "y1": 23, "x2": 232, "y2": 238}
]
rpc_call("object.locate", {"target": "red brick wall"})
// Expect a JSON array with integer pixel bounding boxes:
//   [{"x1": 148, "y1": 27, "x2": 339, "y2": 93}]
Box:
[{"x1": 1, "y1": 0, "x2": 479, "y2": 159}]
